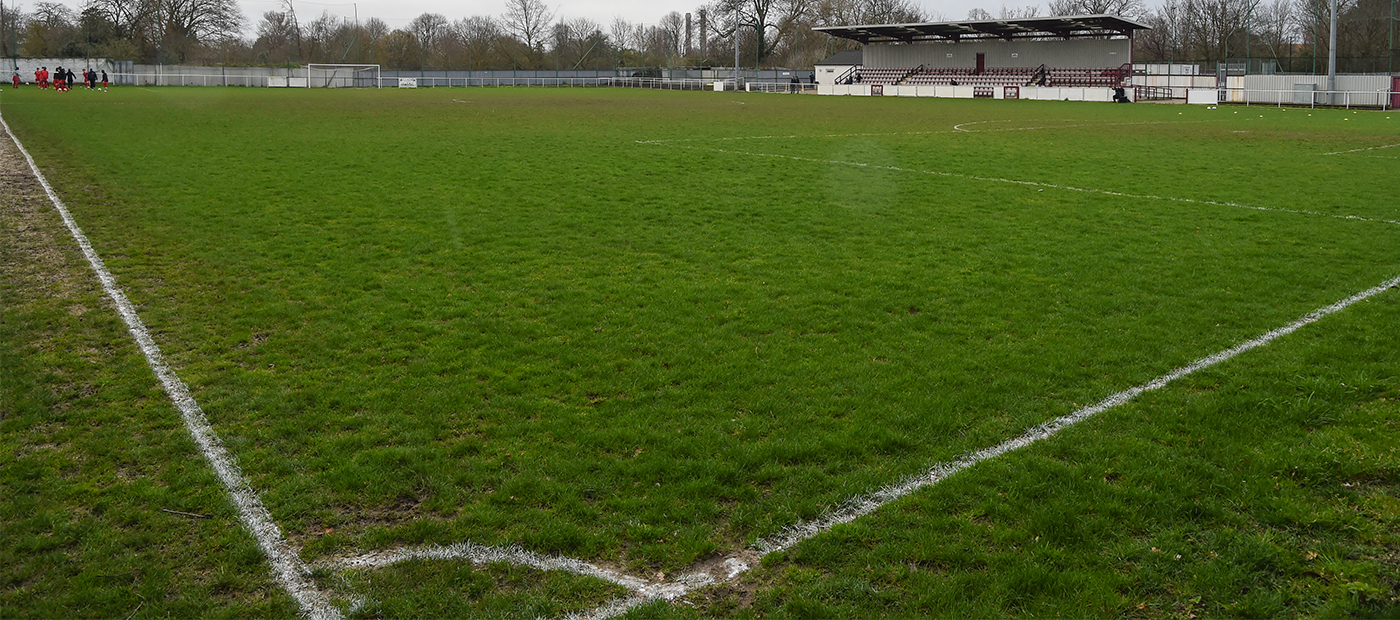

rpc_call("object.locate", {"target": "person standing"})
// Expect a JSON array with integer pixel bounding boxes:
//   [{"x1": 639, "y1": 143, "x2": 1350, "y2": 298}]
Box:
[
  {"x1": 35, "y1": 67, "x2": 44, "y2": 89},
  {"x1": 11, "y1": 71, "x2": 18, "y2": 88},
  {"x1": 66, "y1": 68, "x2": 76, "y2": 91},
  {"x1": 101, "y1": 70, "x2": 109, "y2": 91}
]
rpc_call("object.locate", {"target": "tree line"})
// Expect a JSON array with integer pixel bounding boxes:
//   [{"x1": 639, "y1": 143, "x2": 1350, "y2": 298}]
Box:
[{"x1": 1, "y1": 0, "x2": 1393, "y2": 72}]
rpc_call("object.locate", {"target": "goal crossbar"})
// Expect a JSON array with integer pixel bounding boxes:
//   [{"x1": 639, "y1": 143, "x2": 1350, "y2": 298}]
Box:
[{"x1": 305, "y1": 64, "x2": 381, "y2": 89}]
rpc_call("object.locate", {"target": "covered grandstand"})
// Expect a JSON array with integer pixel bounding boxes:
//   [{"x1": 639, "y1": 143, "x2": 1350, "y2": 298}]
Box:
[{"x1": 814, "y1": 15, "x2": 1150, "y2": 99}]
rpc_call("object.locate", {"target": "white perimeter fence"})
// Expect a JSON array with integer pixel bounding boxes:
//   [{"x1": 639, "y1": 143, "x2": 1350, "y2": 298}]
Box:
[
  {"x1": 745, "y1": 82, "x2": 819, "y2": 94},
  {"x1": 110, "y1": 72, "x2": 721, "y2": 90},
  {"x1": 99, "y1": 71, "x2": 1397, "y2": 109},
  {"x1": 1216, "y1": 87, "x2": 1395, "y2": 109}
]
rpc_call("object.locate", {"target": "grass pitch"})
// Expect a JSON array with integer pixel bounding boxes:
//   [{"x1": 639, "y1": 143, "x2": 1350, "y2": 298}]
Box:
[{"x1": 3, "y1": 87, "x2": 1399, "y2": 618}]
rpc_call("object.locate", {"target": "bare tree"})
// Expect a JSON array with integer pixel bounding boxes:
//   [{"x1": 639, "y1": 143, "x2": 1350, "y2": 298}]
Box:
[
  {"x1": 998, "y1": 4, "x2": 1042, "y2": 18},
  {"x1": 1336, "y1": 0, "x2": 1390, "y2": 62},
  {"x1": 861, "y1": 0, "x2": 925, "y2": 22},
  {"x1": 363, "y1": 16, "x2": 387, "y2": 59},
  {"x1": 1253, "y1": 0, "x2": 1295, "y2": 57},
  {"x1": 408, "y1": 12, "x2": 448, "y2": 68},
  {"x1": 717, "y1": 0, "x2": 812, "y2": 66},
  {"x1": 454, "y1": 15, "x2": 500, "y2": 70},
  {"x1": 609, "y1": 16, "x2": 633, "y2": 48},
  {"x1": 1182, "y1": 0, "x2": 1265, "y2": 61},
  {"x1": 253, "y1": 10, "x2": 298, "y2": 61},
  {"x1": 20, "y1": 1, "x2": 78, "y2": 56},
  {"x1": 82, "y1": 0, "x2": 152, "y2": 41},
  {"x1": 1134, "y1": 0, "x2": 1185, "y2": 61},
  {"x1": 1048, "y1": 0, "x2": 1144, "y2": 16},
  {"x1": 152, "y1": 0, "x2": 243, "y2": 60},
  {"x1": 547, "y1": 16, "x2": 601, "y2": 67},
  {"x1": 380, "y1": 28, "x2": 419, "y2": 69},
  {"x1": 659, "y1": 10, "x2": 685, "y2": 57},
  {"x1": 502, "y1": 0, "x2": 554, "y2": 64}
]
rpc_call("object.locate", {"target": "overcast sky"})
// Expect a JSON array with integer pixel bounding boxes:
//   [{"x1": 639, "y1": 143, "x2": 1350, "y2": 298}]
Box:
[
  {"x1": 41, "y1": 0, "x2": 1088, "y2": 38},
  {"x1": 231, "y1": 0, "x2": 1000, "y2": 31}
]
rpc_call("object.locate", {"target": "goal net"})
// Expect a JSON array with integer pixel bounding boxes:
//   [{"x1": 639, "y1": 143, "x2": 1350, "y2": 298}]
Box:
[{"x1": 306, "y1": 64, "x2": 381, "y2": 88}]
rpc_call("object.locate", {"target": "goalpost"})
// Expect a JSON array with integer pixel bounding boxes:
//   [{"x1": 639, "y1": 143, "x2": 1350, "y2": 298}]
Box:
[{"x1": 305, "y1": 64, "x2": 382, "y2": 89}]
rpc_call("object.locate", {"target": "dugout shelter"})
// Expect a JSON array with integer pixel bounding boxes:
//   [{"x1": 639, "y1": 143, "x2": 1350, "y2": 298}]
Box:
[{"x1": 815, "y1": 15, "x2": 1150, "y2": 100}]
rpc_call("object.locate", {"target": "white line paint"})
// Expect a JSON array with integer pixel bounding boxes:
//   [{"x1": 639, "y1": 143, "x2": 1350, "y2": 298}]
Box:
[
  {"x1": 322, "y1": 542, "x2": 651, "y2": 592},
  {"x1": 321, "y1": 542, "x2": 744, "y2": 620},
  {"x1": 646, "y1": 142, "x2": 1400, "y2": 227},
  {"x1": 754, "y1": 273, "x2": 1400, "y2": 554},
  {"x1": 557, "y1": 274, "x2": 1400, "y2": 620},
  {"x1": 640, "y1": 119, "x2": 1226, "y2": 145},
  {"x1": 324, "y1": 119, "x2": 1400, "y2": 617},
  {"x1": 0, "y1": 115, "x2": 342, "y2": 620},
  {"x1": 1321, "y1": 142, "x2": 1400, "y2": 155},
  {"x1": 561, "y1": 272, "x2": 1400, "y2": 620},
  {"x1": 9, "y1": 99, "x2": 1386, "y2": 620},
  {"x1": 950, "y1": 119, "x2": 1220, "y2": 133},
  {"x1": 570, "y1": 270, "x2": 1400, "y2": 620},
  {"x1": 561, "y1": 562, "x2": 731, "y2": 620}
]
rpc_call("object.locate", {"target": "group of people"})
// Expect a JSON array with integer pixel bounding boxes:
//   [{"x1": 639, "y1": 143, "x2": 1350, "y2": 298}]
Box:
[{"x1": 18, "y1": 66, "x2": 109, "y2": 92}]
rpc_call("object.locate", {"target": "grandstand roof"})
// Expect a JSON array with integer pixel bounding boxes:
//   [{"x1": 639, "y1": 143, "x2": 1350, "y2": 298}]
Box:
[
  {"x1": 815, "y1": 50, "x2": 863, "y2": 66},
  {"x1": 813, "y1": 14, "x2": 1151, "y2": 44}
]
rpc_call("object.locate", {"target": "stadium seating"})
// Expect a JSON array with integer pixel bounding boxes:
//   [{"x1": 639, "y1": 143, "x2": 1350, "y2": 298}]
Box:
[
  {"x1": 1046, "y1": 65, "x2": 1132, "y2": 87},
  {"x1": 849, "y1": 67, "x2": 913, "y2": 85},
  {"x1": 845, "y1": 64, "x2": 1131, "y2": 88},
  {"x1": 904, "y1": 66, "x2": 1036, "y2": 87}
]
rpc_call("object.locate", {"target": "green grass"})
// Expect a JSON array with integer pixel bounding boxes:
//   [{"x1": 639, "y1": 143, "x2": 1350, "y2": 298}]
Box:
[
  {"x1": 2, "y1": 86, "x2": 1398, "y2": 617},
  {"x1": 0, "y1": 146, "x2": 299, "y2": 617}
]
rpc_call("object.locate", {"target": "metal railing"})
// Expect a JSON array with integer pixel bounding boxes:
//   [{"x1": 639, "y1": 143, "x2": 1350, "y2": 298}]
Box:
[
  {"x1": 1219, "y1": 87, "x2": 1396, "y2": 109},
  {"x1": 745, "y1": 81, "x2": 818, "y2": 94},
  {"x1": 113, "y1": 72, "x2": 270, "y2": 87},
  {"x1": 1134, "y1": 85, "x2": 1175, "y2": 101},
  {"x1": 107, "y1": 72, "x2": 723, "y2": 90},
  {"x1": 400, "y1": 76, "x2": 616, "y2": 88},
  {"x1": 598, "y1": 77, "x2": 711, "y2": 90}
]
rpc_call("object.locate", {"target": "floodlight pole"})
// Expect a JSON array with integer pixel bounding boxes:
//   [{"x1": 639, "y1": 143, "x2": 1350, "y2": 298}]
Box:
[
  {"x1": 1390, "y1": 0, "x2": 1396, "y2": 75},
  {"x1": 733, "y1": 6, "x2": 740, "y2": 89},
  {"x1": 1327, "y1": 0, "x2": 1338, "y2": 99}
]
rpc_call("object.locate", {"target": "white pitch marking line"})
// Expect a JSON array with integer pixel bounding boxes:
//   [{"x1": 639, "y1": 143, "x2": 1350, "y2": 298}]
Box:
[
  {"x1": 1321, "y1": 142, "x2": 1400, "y2": 155},
  {"x1": 321, "y1": 542, "x2": 754, "y2": 620},
  {"x1": 639, "y1": 119, "x2": 1226, "y2": 145},
  {"x1": 565, "y1": 272, "x2": 1400, "y2": 620},
  {"x1": 321, "y1": 542, "x2": 651, "y2": 592},
  {"x1": 648, "y1": 142, "x2": 1400, "y2": 227},
  {"x1": 0, "y1": 116, "x2": 342, "y2": 620},
  {"x1": 755, "y1": 272, "x2": 1400, "y2": 555},
  {"x1": 957, "y1": 119, "x2": 1223, "y2": 133},
  {"x1": 562, "y1": 564, "x2": 729, "y2": 620}
]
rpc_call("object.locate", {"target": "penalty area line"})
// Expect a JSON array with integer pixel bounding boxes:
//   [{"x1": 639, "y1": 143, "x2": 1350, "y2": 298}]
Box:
[{"x1": 0, "y1": 115, "x2": 342, "y2": 620}]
